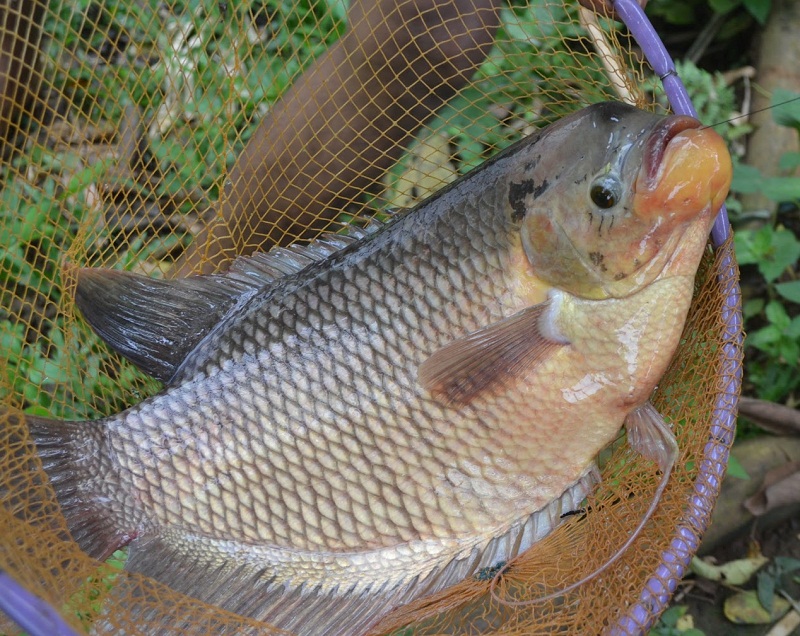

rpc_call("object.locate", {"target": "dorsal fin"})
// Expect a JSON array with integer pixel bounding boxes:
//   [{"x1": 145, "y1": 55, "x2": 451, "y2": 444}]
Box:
[
  {"x1": 74, "y1": 223, "x2": 386, "y2": 384},
  {"x1": 75, "y1": 268, "x2": 258, "y2": 383},
  {"x1": 224, "y1": 221, "x2": 384, "y2": 284}
]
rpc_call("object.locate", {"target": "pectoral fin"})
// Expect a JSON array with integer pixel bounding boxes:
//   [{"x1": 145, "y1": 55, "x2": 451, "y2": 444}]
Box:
[{"x1": 418, "y1": 301, "x2": 567, "y2": 405}]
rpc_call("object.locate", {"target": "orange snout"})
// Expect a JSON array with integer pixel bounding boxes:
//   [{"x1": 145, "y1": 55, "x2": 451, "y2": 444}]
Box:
[{"x1": 634, "y1": 127, "x2": 732, "y2": 222}]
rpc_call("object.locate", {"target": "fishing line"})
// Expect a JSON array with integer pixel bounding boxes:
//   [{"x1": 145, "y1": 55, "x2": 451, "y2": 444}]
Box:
[
  {"x1": 702, "y1": 95, "x2": 800, "y2": 129},
  {"x1": 488, "y1": 453, "x2": 675, "y2": 608}
]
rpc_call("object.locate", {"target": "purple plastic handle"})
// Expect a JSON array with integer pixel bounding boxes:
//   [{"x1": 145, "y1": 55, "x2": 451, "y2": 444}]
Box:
[
  {"x1": 0, "y1": 572, "x2": 81, "y2": 636},
  {"x1": 610, "y1": 1, "x2": 743, "y2": 634}
]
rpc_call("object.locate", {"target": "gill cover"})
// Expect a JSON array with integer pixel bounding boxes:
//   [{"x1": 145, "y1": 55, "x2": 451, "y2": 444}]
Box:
[{"x1": 511, "y1": 102, "x2": 731, "y2": 300}]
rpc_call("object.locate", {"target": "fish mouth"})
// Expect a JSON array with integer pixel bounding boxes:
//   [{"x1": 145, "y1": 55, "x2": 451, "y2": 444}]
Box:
[
  {"x1": 633, "y1": 114, "x2": 731, "y2": 224},
  {"x1": 641, "y1": 115, "x2": 703, "y2": 189}
]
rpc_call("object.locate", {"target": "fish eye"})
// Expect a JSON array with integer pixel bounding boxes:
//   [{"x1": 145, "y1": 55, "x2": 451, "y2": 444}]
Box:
[{"x1": 589, "y1": 174, "x2": 623, "y2": 209}]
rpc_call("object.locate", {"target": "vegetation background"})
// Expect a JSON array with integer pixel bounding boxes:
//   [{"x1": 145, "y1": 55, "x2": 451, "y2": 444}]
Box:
[{"x1": 642, "y1": 1, "x2": 800, "y2": 634}]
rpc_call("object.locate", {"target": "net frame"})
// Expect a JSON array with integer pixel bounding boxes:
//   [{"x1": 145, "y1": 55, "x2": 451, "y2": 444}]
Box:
[
  {"x1": 608, "y1": 2, "x2": 741, "y2": 632},
  {"x1": 0, "y1": 1, "x2": 742, "y2": 634}
]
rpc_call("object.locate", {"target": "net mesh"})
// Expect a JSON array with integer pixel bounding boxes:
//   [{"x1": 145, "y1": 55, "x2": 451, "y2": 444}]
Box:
[{"x1": 0, "y1": 0, "x2": 741, "y2": 634}]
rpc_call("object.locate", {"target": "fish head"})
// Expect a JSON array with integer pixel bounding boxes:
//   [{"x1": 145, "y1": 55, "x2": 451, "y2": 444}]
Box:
[{"x1": 512, "y1": 102, "x2": 732, "y2": 299}]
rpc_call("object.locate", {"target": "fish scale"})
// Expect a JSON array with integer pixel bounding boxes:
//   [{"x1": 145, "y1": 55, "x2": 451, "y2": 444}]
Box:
[{"x1": 16, "y1": 102, "x2": 733, "y2": 635}]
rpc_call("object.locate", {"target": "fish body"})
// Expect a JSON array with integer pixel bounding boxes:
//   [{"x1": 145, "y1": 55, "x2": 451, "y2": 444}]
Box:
[{"x1": 22, "y1": 102, "x2": 731, "y2": 634}]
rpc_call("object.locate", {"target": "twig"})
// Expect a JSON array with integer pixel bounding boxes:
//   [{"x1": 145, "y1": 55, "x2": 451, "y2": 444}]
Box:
[
  {"x1": 779, "y1": 590, "x2": 800, "y2": 614},
  {"x1": 685, "y1": 10, "x2": 727, "y2": 64},
  {"x1": 764, "y1": 591, "x2": 800, "y2": 636},
  {"x1": 739, "y1": 397, "x2": 800, "y2": 436},
  {"x1": 578, "y1": 6, "x2": 636, "y2": 105}
]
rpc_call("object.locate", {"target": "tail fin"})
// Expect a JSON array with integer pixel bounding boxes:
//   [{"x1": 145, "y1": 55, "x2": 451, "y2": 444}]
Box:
[{"x1": 12, "y1": 410, "x2": 135, "y2": 561}]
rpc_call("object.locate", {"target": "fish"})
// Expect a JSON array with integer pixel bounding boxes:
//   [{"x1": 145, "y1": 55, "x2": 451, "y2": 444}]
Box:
[{"x1": 17, "y1": 101, "x2": 731, "y2": 635}]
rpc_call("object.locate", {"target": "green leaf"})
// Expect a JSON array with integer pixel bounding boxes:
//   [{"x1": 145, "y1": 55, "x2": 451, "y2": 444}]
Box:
[
  {"x1": 756, "y1": 570, "x2": 776, "y2": 611},
  {"x1": 730, "y1": 161, "x2": 764, "y2": 195},
  {"x1": 657, "y1": 604, "x2": 687, "y2": 628},
  {"x1": 786, "y1": 315, "x2": 800, "y2": 339},
  {"x1": 774, "y1": 556, "x2": 800, "y2": 573},
  {"x1": 759, "y1": 229, "x2": 800, "y2": 282},
  {"x1": 772, "y1": 88, "x2": 800, "y2": 129},
  {"x1": 24, "y1": 404, "x2": 55, "y2": 417},
  {"x1": 726, "y1": 454, "x2": 750, "y2": 480},
  {"x1": 709, "y1": 0, "x2": 741, "y2": 13},
  {"x1": 649, "y1": 0, "x2": 698, "y2": 25},
  {"x1": 743, "y1": 0, "x2": 771, "y2": 24},
  {"x1": 731, "y1": 160, "x2": 800, "y2": 203},
  {"x1": 783, "y1": 338, "x2": 800, "y2": 366},
  {"x1": 760, "y1": 176, "x2": 800, "y2": 203},
  {"x1": 734, "y1": 226, "x2": 770, "y2": 265},
  {"x1": 743, "y1": 297, "x2": 765, "y2": 320},
  {"x1": 748, "y1": 324, "x2": 782, "y2": 349},
  {"x1": 779, "y1": 151, "x2": 800, "y2": 171},
  {"x1": 776, "y1": 281, "x2": 800, "y2": 304},
  {"x1": 765, "y1": 300, "x2": 790, "y2": 329}
]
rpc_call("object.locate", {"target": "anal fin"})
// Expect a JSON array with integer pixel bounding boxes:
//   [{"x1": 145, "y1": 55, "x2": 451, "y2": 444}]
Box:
[{"x1": 122, "y1": 534, "x2": 412, "y2": 636}]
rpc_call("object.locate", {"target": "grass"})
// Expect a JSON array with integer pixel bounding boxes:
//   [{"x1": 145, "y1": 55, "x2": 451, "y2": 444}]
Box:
[{"x1": 3, "y1": 0, "x2": 626, "y2": 420}]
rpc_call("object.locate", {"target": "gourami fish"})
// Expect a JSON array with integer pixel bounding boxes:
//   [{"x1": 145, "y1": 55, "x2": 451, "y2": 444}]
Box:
[{"x1": 20, "y1": 102, "x2": 731, "y2": 635}]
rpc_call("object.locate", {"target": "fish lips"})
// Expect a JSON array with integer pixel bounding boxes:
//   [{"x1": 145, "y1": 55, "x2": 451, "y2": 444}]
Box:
[
  {"x1": 640, "y1": 115, "x2": 703, "y2": 189},
  {"x1": 633, "y1": 114, "x2": 731, "y2": 224}
]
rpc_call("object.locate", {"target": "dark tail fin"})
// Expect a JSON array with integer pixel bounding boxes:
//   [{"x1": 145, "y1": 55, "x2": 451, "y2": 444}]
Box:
[{"x1": 10, "y1": 410, "x2": 135, "y2": 561}]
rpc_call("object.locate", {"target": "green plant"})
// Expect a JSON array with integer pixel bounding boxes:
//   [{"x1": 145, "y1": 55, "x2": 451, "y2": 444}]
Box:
[
  {"x1": 649, "y1": 605, "x2": 706, "y2": 636},
  {"x1": 708, "y1": 0, "x2": 771, "y2": 23},
  {"x1": 730, "y1": 89, "x2": 800, "y2": 213},
  {"x1": 64, "y1": 549, "x2": 128, "y2": 627},
  {"x1": 732, "y1": 89, "x2": 800, "y2": 405},
  {"x1": 648, "y1": 0, "x2": 770, "y2": 26},
  {"x1": 0, "y1": 155, "x2": 159, "y2": 419},
  {"x1": 2, "y1": 0, "x2": 351, "y2": 420},
  {"x1": 381, "y1": 0, "x2": 615, "y2": 201},
  {"x1": 643, "y1": 60, "x2": 751, "y2": 151},
  {"x1": 756, "y1": 557, "x2": 800, "y2": 612},
  {"x1": 735, "y1": 225, "x2": 800, "y2": 402}
]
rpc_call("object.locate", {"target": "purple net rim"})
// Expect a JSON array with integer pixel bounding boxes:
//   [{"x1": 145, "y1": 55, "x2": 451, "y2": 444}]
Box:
[
  {"x1": 0, "y1": 572, "x2": 79, "y2": 636},
  {"x1": 0, "y1": 4, "x2": 743, "y2": 635},
  {"x1": 610, "y1": 0, "x2": 743, "y2": 634}
]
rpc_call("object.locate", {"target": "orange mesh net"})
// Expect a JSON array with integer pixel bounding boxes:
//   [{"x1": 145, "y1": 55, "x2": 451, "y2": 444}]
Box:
[{"x1": 0, "y1": 0, "x2": 741, "y2": 634}]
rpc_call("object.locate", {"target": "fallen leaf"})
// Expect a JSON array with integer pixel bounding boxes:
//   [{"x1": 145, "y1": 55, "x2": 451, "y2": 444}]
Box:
[
  {"x1": 384, "y1": 131, "x2": 457, "y2": 208},
  {"x1": 675, "y1": 611, "x2": 696, "y2": 631},
  {"x1": 744, "y1": 462, "x2": 800, "y2": 516},
  {"x1": 724, "y1": 590, "x2": 790, "y2": 624},
  {"x1": 690, "y1": 555, "x2": 769, "y2": 585}
]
